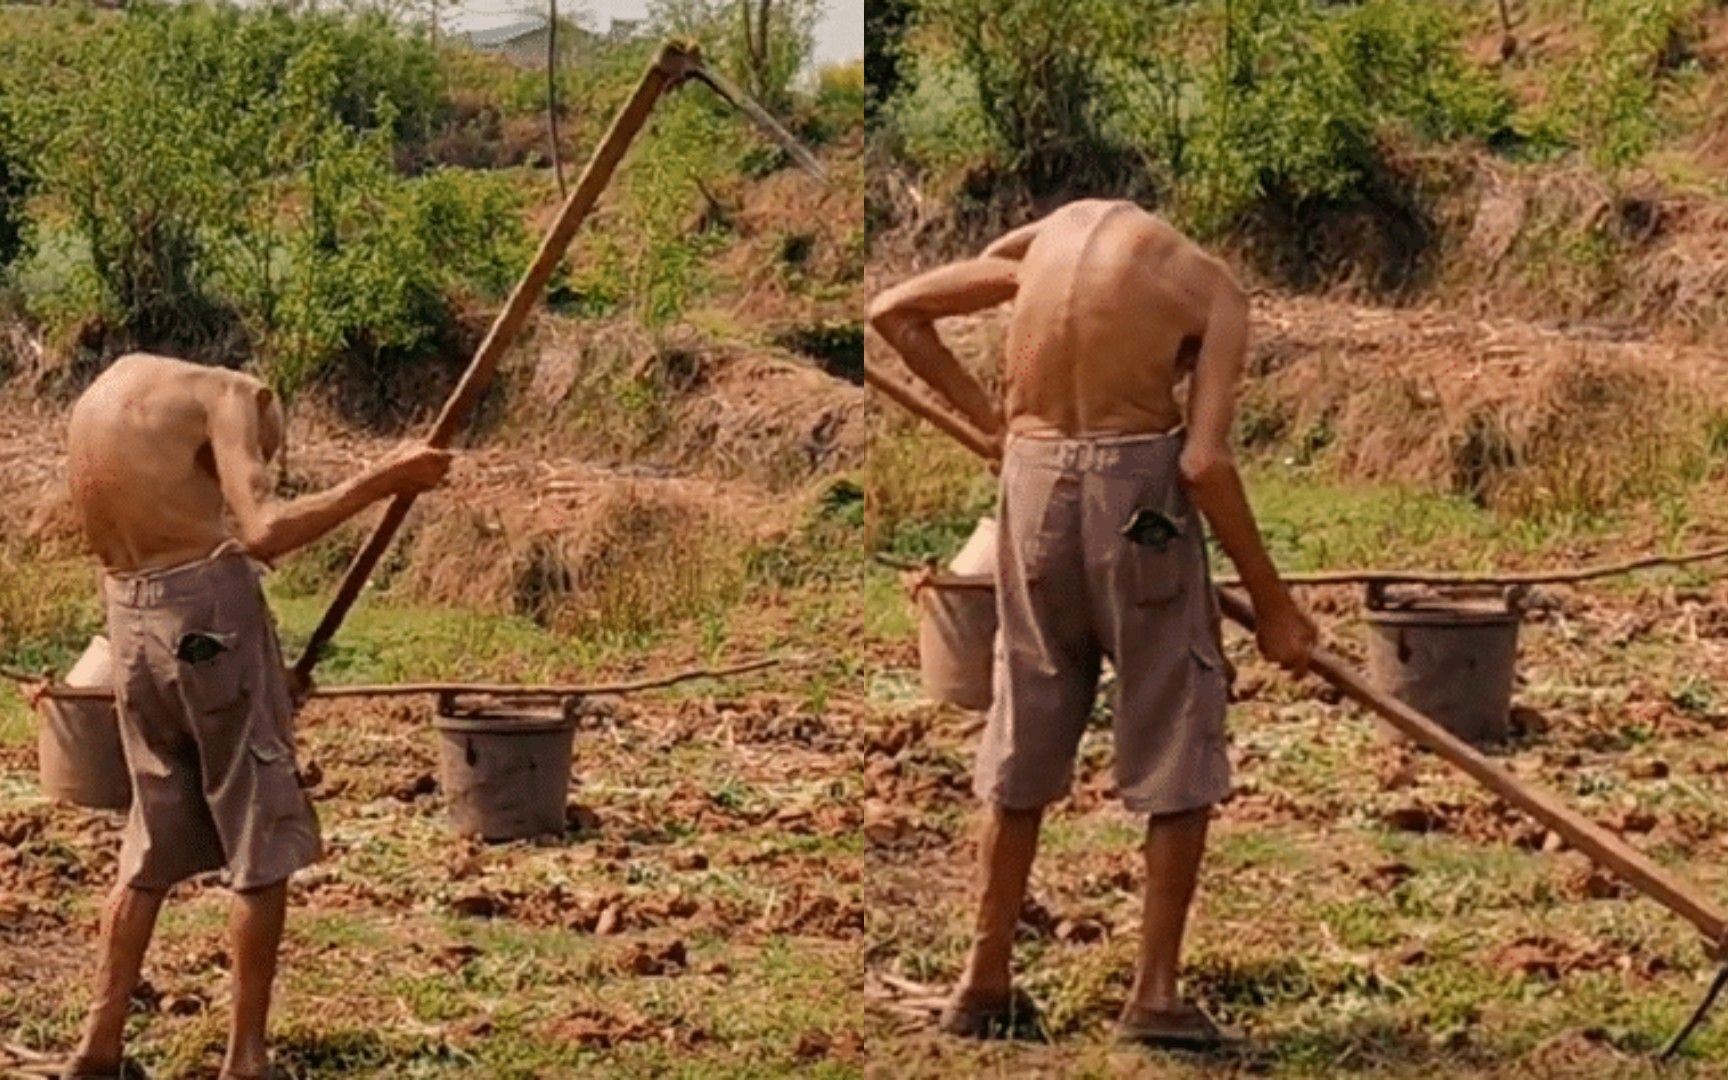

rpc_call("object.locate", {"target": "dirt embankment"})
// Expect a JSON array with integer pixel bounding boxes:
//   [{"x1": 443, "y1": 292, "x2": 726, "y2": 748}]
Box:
[
  {"x1": 865, "y1": 150, "x2": 1728, "y2": 522},
  {"x1": 1, "y1": 135, "x2": 867, "y2": 633}
]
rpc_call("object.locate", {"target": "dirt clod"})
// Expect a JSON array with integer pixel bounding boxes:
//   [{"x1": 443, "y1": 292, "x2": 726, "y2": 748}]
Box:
[
  {"x1": 1361, "y1": 861, "x2": 1417, "y2": 892},
  {"x1": 394, "y1": 773, "x2": 438, "y2": 802},
  {"x1": 1610, "y1": 809, "x2": 1657, "y2": 834},
  {"x1": 594, "y1": 903, "x2": 623, "y2": 936},
  {"x1": 624, "y1": 939, "x2": 688, "y2": 976},
  {"x1": 1568, "y1": 866, "x2": 1629, "y2": 900},
  {"x1": 1054, "y1": 917, "x2": 1106, "y2": 943},
  {"x1": 159, "y1": 993, "x2": 205, "y2": 1016},
  {"x1": 565, "y1": 803, "x2": 602, "y2": 834},
  {"x1": 450, "y1": 891, "x2": 501, "y2": 918},
  {"x1": 1382, "y1": 804, "x2": 1448, "y2": 833},
  {"x1": 1509, "y1": 705, "x2": 1549, "y2": 738}
]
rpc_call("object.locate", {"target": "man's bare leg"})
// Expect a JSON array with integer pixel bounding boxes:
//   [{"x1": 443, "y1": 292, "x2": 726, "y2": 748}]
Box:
[
  {"x1": 220, "y1": 880, "x2": 287, "y2": 1079},
  {"x1": 69, "y1": 884, "x2": 167, "y2": 1074},
  {"x1": 1126, "y1": 805, "x2": 1210, "y2": 1015},
  {"x1": 954, "y1": 805, "x2": 1043, "y2": 1000}
]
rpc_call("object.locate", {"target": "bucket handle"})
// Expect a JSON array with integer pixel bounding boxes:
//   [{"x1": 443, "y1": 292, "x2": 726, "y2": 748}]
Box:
[
  {"x1": 1365, "y1": 581, "x2": 1528, "y2": 615},
  {"x1": 438, "y1": 690, "x2": 585, "y2": 724}
]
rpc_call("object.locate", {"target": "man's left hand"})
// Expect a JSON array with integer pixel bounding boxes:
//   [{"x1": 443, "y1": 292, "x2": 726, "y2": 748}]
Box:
[{"x1": 286, "y1": 665, "x2": 314, "y2": 708}]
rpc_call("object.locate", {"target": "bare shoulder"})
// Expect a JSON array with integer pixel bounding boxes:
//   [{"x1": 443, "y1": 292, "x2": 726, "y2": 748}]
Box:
[
  {"x1": 75, "y1": 354, "x2": 259, "y2": 433},
  {"x1": 1164, "y1": 235, "x2": 1244, "y2": 306}
]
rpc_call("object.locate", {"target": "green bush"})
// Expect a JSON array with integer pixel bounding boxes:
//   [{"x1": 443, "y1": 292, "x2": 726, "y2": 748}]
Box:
[
  {"x1": 558, "y1": 87, "x2": 747, "y2": 327},
  {"x1": 865, "y1": 0, "x2": 912, "y2": 121},
  {"x1": 0, "y1": 92, "x2": 29, "y2": 276},
  {"x1": 1182, "y1": 0, "x2": 1510, "y2": 233},
  {"x1": 914, "y1": 0, "x2": 1139, "y2": 194},
  {"x1": 1533, "y1": 0, "x2": 1703, "y2": 169},
  {"x1": 805, "y1": 60, "x2": 865, "y2": 144},
  {"x1": 0, "y1": 4, "x2": 525, "y2": 385},
  {"x1": 889, "y1": 0, "x2": 1511, "y2": 233}
]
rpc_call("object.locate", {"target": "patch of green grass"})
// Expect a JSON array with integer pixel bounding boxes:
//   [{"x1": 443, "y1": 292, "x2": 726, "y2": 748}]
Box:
[
  {"x1": 267, "y1": 591, "x2": 602, "y2": 685},
  {"x1": 1241, "y1": 461, "x2": 1589, "y2": 574}
]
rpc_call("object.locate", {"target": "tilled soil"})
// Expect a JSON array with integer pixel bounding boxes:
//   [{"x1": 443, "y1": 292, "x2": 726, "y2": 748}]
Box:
[{"x1": 1, "y1": 686, "x2": 866, "y2": 1077}]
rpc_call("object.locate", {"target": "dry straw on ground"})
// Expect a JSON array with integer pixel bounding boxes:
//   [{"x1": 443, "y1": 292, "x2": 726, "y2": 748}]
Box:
[{"x1": 1246, "y1": 296, "x2": 1728, "y2": 516}]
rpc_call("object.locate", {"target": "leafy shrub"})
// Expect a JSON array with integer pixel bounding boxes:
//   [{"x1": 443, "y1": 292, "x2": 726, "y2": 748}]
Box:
[
  {"x1": 1182, "y1": 0, "x2": 1510, "y2": 233},
  {"x1": 0, "y1": 92, "x2": 29, "y2": 276},
  {"x1": 0, "y1": 4, "x2": 525, "y2": 386},
  {"x1": 1534, "y1": 0, "x2": 1703, "y2": 169},
  {"x1": 559, "y1": 89, "x2": 744, "y2": 327},
  {"x1": 865, "y1": 0, "x2": 912, "y2": 121},
  {"x1": 890, "y1": 0, "x2": 1511, "y2": 233},
  {"x1": 805, "y1": 60, "x2": 865, "y2": 144},
  {"x1": 913, "y1": 0, "x2": 1139, "y2": 194}
]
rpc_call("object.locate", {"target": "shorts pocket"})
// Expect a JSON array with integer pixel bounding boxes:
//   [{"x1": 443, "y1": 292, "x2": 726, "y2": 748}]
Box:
[
  {"x1": 248, "y1": 737, "x2": 309, "y2": 812},
  {"x1": 178, "y1": 632, "x2": 248, "y2": 716},
  {"x1": 1128, "y1": 517, "x2": 1191, "y2": 606},
  {"x1": 1187, "y1": 644, "x2": 1230, "y2": 742}
]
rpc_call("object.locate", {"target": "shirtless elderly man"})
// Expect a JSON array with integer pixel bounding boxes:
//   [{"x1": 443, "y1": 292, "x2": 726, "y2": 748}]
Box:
[
  {"x1": 56, "y1": 354, "x2": 449, "y2": 1079},
  {"x1": 871, "y1": 200, "x2": 1316, "y2": 1048}
]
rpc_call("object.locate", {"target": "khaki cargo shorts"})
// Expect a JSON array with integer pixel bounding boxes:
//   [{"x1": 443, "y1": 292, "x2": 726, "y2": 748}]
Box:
[
  {"x1": 975, "y1": 431, "x2": 1231, "y2": 817},
  {"x1": 104, "y1": 545, "x2": 320, "y2": 892}
]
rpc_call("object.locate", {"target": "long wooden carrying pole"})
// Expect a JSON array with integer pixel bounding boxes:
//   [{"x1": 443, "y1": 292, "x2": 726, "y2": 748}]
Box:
[
  {"x1": 872, "y1": 381, "x2": 1728, "y2": 949},
  {"x1": 864, "y1": 360, "x2": 998, "y2": 460},
  {"x1": 292, "y1": 42, "x2": 703, "y2": 683}
]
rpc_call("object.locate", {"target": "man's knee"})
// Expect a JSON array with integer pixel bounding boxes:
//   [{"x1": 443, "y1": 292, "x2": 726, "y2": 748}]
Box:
[
  {"x1": 1144, "y1": 804, "x2": 1212, "y2": 830},
  {"x1": 112, "y1": 882, "x2": 168, "y2": 908},
  {"x1": 232, "y1": 877, "x2": 289, "y2": 900}
]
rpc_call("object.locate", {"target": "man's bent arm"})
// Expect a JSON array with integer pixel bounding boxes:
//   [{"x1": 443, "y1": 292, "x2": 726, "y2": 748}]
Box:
[
  {"x1": 980, "y1": 217, "x2": 1047, "y2": 261},
  {"x1": 208, "y1": 383, "x2": 439, "y2": 563},
  {"x1": 1176, "y1": 270, "x2": 1300, "y2": 624},
  {"x1": 868, "y1": 257, "x2": 1018, "y2": 438}
]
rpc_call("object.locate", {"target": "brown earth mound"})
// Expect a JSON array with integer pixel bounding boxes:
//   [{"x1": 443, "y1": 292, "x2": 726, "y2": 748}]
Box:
[
  {"x1": 863, "y1": 292, "x2": 1728, "y2": 518},
  {"x1": 1245, "y1": 296, "x2": 1728, "y2": 514}
]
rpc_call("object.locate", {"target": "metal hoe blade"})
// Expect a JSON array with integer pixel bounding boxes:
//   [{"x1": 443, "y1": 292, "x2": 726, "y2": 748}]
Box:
[
  {"x1": 1662, "y1": 960, "x2": 1728, "y2": 1060},
  {"x1": 684, "y1": 63, "x2": 828, "y2": 182}
]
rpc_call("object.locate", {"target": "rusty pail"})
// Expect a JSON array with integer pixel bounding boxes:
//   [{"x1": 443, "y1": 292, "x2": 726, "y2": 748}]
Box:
[
  {"x1": 916, "y1": 517, "x2": 998, "y2": 711},
  {"x1": 1365, "y1": 588, "x2": 1521, "y2": 745},
  {"x1": 435, "y1": 696, "x2": 578, "y2": 841},
  {"x1": 36, "y1": 636, "x2": 132, "y2": 811}
]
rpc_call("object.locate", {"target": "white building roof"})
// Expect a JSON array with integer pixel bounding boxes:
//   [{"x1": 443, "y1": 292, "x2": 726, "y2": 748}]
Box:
[{"x1": 447, "y1": 11, "x2": 547, "y2": 47}]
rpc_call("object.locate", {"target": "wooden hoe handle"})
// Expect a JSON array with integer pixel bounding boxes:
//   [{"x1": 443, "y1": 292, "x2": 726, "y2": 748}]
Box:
[
  {"x1": 1214, "y1": 587, "x2": 1728, "y2": 946},
  {"x1": 293, "y1": 42, "x2": 704, "y2": 683}
]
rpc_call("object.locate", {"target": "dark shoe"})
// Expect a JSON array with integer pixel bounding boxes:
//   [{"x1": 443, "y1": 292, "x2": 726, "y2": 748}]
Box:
[
  {"x1": 938, "y1": 987, "x2": 1040, "y2": 1040},
  {"x1": 1116, "y1": 1000, "x2": 1240, "y2": 1052}
]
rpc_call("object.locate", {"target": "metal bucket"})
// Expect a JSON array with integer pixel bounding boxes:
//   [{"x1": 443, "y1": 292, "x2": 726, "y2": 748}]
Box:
[
  {"x1": 36, "y1": 636, "x2": 132, "y2": 811},
  {"x1": 917, "y1": 518, "x2": 998, "y2": 711},
  {"x1": 435, "y1": 696, "x2": 578, "y2": 841},
  {"x1": 1365, "y1": 589, "x2": 1521, "y2": 745}
]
